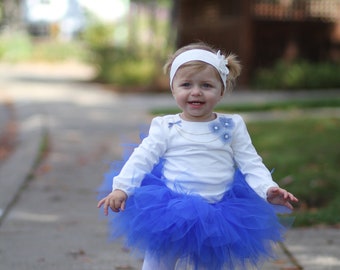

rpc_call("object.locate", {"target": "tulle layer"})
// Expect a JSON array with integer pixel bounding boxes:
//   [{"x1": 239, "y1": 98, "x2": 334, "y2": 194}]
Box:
[{"x1": 98, "y1": 161, "x2": 289, "y2": 270}]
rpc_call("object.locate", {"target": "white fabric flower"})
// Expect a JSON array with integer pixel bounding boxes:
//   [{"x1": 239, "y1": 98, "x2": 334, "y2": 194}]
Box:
[{"x1": 216, "y1": 50, "x2": 229, "y2": 79}]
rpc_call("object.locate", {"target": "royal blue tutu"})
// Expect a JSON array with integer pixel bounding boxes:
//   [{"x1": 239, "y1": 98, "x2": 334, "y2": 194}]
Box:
[{"x1": 98, "y1": 145, "x2": 291, "y2": 269}]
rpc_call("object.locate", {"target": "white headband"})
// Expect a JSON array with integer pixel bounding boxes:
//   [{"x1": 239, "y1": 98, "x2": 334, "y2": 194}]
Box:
[{"x1": 169, "y1": 49, "x2": 229, "y2": 90}]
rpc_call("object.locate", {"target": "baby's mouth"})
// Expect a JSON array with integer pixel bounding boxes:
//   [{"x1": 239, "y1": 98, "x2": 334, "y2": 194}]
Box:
[{"x1": 188, "y1": 101, "x2": 205, "y2": 105}]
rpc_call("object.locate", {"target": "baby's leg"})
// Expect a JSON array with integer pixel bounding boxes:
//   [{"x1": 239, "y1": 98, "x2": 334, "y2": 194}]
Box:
[{"x1": 142, "y1": 251, "x2": 177, "y2": 270}]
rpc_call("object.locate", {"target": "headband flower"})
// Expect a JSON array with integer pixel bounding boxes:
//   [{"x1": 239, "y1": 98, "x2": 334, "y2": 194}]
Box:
[{"x1": 216, "y1": 50, "x2": 229, "y2": 79}]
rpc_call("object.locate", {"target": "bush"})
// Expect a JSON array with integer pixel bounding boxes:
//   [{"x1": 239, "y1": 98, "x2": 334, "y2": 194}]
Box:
[
  {"x1": 252, "y1": 60, "x2": 340, "y2": 90},
  {"x1": 91, "y1": 46, "x2": 157, "y2": 87},
  {"x1": 0, "y1": 33, "x2": 32, "y2": 62},
  {"x1": 81, "y1": 20, "x2": 167, "y2": 89},
  {"x1": 31, "y1": 40, "x2": 87, "y2": 62},
  {"x1": 81, "y1": 20, "x2": 115, "y2": 49},
  {"x1": 0, "y1": 32, "x2": 86, "y2": 62}
]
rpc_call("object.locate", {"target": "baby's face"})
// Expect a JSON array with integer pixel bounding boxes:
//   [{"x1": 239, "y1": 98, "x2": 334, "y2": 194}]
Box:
[{"x1": 172, "y1": 64, "x2": 224, "y2": 122}]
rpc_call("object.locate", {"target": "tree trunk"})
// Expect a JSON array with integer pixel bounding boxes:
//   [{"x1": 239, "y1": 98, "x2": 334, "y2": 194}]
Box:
[{"x1": 1, "y1": 0, "x2": 24, "y2": 31}]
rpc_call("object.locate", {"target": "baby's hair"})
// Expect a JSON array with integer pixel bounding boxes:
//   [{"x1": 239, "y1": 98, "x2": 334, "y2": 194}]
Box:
[{"x1": 164, "y1": 42, "x2": 242, "y2": 92}]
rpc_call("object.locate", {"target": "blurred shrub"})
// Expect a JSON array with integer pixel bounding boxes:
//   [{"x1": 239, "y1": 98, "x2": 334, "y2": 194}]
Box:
[
  {"x1": 82, "y1": 20, "x2": 165, "y2": 89},
  {"x1": 31, "y1": 40, "x2": 87, "y2": 62},
  {"x1": 0, "y1": 32, "x2": 32, "y2": 62},
  {"x1": 92, "y1": 46, "x2": 156, "y2": 86},
  {"x1": 252, "y1": 60, "x2": 340, "y2": 90},
  {"x1": 81, "y1": 21, "x2": 115, "y2": 49},
  {"x1": 0, "y1": 32, "x2": 86, "y2": 62}
]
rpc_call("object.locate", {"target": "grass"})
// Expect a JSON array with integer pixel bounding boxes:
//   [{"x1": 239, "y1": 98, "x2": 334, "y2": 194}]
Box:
[
  {"x1": 151, "y1": 99, "x2": 340, "y2": 227},
  {"x1": 248, "y1": 118, "x2": 340, "y2": 227},
  {"x1": 151, "y1": 97, "x2": 340, "y2": 115},
  {"x1": 252, "y1": 60, "x2": 340, "y2": 90},
  {"x1": 0, "y1": 33, "x2": 87, "y2": 63},
  {"x1": 216, "y1": 98, "x2": 340, "y2": 112}
]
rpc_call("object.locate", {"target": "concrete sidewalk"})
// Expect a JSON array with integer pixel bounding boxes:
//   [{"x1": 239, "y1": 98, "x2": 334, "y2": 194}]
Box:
[{"x1": 0, "y1": 62, "x2": 339, "y2": 270}]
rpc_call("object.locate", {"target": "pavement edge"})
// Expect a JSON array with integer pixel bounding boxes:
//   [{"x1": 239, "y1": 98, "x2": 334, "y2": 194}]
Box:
[{"x1": 0, "y1": 101, "x2": 47, "y2": 225}]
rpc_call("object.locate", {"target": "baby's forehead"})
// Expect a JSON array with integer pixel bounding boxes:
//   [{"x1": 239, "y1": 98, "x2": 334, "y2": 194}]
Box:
[
  {"x1": 177, "y1": 62, "x2": 220, "y2": 75},
  {"x1": 181, "y1": 60, "x2": 213, "y2": 67}
]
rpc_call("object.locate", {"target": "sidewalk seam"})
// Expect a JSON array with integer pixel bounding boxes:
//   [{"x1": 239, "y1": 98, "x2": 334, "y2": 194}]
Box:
[{"x1": 279, "y1": 241, "x2": 303, "y2": 270}]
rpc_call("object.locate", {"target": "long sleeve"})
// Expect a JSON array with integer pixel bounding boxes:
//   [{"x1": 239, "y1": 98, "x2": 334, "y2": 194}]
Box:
[
  {"x1": 231, "y1": 115, "x2": 278, "y2": 200},
  {"x1": 112, "y1": 117, "x2": 168, "y2": 196}
]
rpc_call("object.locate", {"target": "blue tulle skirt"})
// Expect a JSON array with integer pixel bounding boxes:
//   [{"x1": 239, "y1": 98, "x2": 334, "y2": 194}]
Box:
[{"x1": 98, "y1": 154, "x2": 291, "y2": 270}]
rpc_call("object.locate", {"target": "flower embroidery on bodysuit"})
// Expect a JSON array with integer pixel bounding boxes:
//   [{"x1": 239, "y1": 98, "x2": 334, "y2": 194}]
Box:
[{"x1": 209, "y1": 116, "x2": 234, "y2": 143}]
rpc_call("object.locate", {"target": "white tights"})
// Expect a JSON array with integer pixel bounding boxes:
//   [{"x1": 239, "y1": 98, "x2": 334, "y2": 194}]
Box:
[
  {"x1": 141, "y1": 253, "x2": 205, "y2": 270},
  {"x1": 142, "y1": 251, "x2": 177, "y2": 270}
]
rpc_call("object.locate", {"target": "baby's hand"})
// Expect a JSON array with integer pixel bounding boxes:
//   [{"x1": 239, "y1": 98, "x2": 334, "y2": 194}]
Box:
[
  {"x1": 97, "y1": 189, "x2": 128, "y2": 215},
  {"x1": 267, "y1": 187, "x2": 298, "y2": 210}
]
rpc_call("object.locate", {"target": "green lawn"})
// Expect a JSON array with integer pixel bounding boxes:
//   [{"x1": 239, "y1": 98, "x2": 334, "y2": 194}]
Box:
[
  {"x1": 248, "y1": 118, "x2": 339, "y2": 227},
  {"x1": 151, "y1": 97, "x2": 340, "y2": 115}
]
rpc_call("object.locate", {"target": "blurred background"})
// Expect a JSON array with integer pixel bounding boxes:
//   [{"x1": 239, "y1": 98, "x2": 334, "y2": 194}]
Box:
[
  {"x1": 1, "y1": 0, "x2": 340, "y2": 91},
  {"x1": 0, "y1": 0, "x2": 339, "y2": 227}
]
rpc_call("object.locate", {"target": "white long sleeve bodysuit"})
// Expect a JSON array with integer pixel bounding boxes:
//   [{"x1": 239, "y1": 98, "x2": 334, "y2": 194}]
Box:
[{"x1": 112, "y1": 113, "x2": 278, "y2": 203}]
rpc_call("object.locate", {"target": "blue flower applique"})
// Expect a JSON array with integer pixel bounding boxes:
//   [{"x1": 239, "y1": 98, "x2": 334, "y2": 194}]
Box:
[
  {"x1": 221, "y1": 132, "x2": 231, "y2": 143},
  {"x1": 210, "y1": 123, "x2": 221, "y2": 133},
  {"x1": 209, "y1": 116, "x2": 234, "y2": 143},
  {"x1": 219, "y1": 117, "x2": 235, "y2": 129},
  {"x1": 168, "y1": 120, "x2": 182, "y2": 129}
]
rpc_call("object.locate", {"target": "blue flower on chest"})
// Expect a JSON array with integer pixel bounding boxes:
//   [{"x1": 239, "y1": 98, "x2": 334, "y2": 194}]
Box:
[
  {"x1": 219, "y1": 117, "x2": 234, "y2": 129},
  {"x1": 209, "y1": 116, "x2": 234, "y2": 143}
]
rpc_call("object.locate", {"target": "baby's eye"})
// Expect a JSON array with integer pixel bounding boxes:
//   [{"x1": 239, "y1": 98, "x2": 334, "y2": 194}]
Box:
[
  {"x1": 181, "y1": 82, "x2": 191, "y2": 88},
  {"x1": 202, "y1": 83, "x2": 212, "y2": 89}
]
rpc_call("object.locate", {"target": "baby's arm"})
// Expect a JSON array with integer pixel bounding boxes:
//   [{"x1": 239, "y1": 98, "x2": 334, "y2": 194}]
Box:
[
  {"x1": 266, "y1": 187, "x2": 298, "y2": 210},
  {"x1": 97, "y1": 189, "x2": 128, "y2": 215}
]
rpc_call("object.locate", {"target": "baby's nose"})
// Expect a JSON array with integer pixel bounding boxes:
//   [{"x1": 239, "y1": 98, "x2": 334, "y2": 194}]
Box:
[{"x1": 191, "y1": 86, "x2": 202, "y2": 96}]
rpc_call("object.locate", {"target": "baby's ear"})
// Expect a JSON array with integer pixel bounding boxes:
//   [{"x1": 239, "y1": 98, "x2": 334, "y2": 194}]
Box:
[{"x1": 220, "y1": 88, "x2": 225, "y2": 97}]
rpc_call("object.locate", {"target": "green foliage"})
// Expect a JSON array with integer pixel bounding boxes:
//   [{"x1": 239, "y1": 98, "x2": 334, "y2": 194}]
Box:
[
  {"x1": 81, "y1": 20, "x2": 165, "y2": 87},
  {"x1": 81, "y1": 21, "x2": 115, "y2": 49},
  {"x1": 248, "y1": 118, "x2": 340, "y2": 226},
  {"x1": 252, "y1": 60, "x2": 340, "y2": 90},
  {"x1": 151, "y1": 97, "x2": 340, "y2": 115},
  {"x1": 0, "y1": 33, "x2": 32, "y2": 62},
  {"x1": 296, "y1": 197, "x2": 340, "y2": 226},
  {"x1": 93, "y1": 47, "x2": 156, "y2": 86},
  {"x1": 31, "y1": 40, "x2": 87, "y2": 62},
  {"x1": 81, "y1": 6, "x2": 172, "y2": 88},
  {"x1": 0, "y1": 32, "x2": 86, "y2": 62}
]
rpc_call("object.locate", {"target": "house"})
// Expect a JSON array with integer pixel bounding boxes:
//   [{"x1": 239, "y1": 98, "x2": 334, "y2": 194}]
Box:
[
  {"x1": 23, "y1": 0, "x2": 85, "y2": 39},
  {"x1": 173, "y1": 0, "x2": 340, "y2": 85}
]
